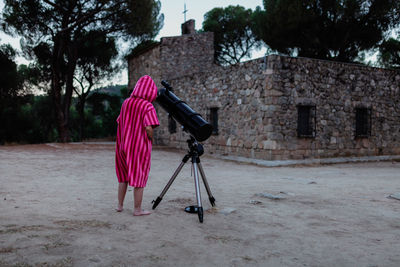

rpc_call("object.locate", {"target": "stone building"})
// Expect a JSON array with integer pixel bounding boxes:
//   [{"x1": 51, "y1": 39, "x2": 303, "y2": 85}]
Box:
[{"x1": 127, "y1": 21, "x2": 400, "y2": 160}]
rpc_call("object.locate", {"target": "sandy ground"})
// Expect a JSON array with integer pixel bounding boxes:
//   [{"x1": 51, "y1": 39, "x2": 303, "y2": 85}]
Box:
[{"x1": 1, "y1": 142, "x2": 400, "y2": 267}]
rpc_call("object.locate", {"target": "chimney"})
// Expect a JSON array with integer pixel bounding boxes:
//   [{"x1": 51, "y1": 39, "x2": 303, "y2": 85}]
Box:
[{"x1": 181, "y1": 19, "x2": 195, "y2": 35}]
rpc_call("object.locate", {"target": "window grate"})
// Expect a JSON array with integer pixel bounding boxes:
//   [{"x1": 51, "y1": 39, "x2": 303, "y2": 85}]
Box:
[
  {"x1": 355, "y1": 107, "x2": 371, "y2": 138},
  {"x1": 297, "y1": 105, "x2": 316, "y2": 138},
  {"x1": 209, "y1": 107, "x2": 219, "y2": 135}
]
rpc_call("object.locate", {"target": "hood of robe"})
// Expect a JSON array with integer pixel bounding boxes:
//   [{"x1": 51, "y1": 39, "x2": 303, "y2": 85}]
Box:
[{"x1": 130, "y1": 75, "x2": 158, "y2": 103}]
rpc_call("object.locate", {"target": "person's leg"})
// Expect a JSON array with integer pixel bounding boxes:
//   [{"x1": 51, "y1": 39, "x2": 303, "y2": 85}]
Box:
[
  {"x1": 133, "y1": 187, "x2": 151, "y2": 216},
  {"x1": 117, "y1": 182, "x2": 128, "y2": 212}
]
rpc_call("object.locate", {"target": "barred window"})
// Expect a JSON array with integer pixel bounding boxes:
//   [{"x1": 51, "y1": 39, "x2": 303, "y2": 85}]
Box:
[
  {"x1": 209, "y1": 107, "x2": 219, "y2": 135},
  {"x1": 168, "y1": 115, "x2": 176, "y2": 134},
  {"x1": 297, "y1": 105, "x2": 316, "y2": 138},
  {"x1": 355, "y1": 107, "x2": 371, "y2": 138}
]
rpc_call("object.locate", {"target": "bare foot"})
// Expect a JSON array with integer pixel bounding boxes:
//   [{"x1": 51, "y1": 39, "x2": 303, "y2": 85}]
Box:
[
  {"x1": 116, "y1": 205, "x2": 123, "y2": 212},
  {"x1": 133, "y1": 209, "x2": 151, "y2": 216}
]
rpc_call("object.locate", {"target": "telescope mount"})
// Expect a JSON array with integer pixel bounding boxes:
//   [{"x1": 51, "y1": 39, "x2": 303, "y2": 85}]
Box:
[{"x1": 151, "y1": 136, "x2": 216, "y2": 223}]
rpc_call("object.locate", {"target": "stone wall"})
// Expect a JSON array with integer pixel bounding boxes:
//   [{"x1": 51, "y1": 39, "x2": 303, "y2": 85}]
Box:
[
  {"x1": 127, "y1": 44, "x2": 161, "y2": 90},
  {"x1": 153, "y1": 55, "x2": 400, "y2": 160},
  {"x1": 127, "y1": 31, "x2": 214, "y2": 89},
  {"x1": 160, "y1": 32, "x2": 214, "y2": 80},
  {"x1": 127, "y1": 31, "x2": 400, "y2": 160},
  {"x1": 154, "y1": 59, "x2": 267, "y2": 157},
  {"x1": 262, "y1": 55, "x2": 400, "y2": 159}
]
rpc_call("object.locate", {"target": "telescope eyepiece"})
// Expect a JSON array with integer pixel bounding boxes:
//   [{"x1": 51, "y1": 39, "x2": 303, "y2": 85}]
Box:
[{"x1": 161, "y1": 80, "x2": 173, "y2": 91}]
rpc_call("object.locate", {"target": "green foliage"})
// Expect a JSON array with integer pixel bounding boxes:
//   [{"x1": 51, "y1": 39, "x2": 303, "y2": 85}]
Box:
[
  {"x1": 2, "y1": 0, "x2": 164, "y2": 142},
  {"x1": 73, "y1": 30, "x2": 120, "y2": 141},
  {"x1": 25, "y1": 95, "x2": 57, "y2": 143},
  {"x1": 202, "y1": 5, "x2": 261, "y2": 65},
  {"x1": 120, "y1": 86, "x2": 130, "y2": 99},
  {"x1": 86, "y1": 92, "x2": 122, "y2": 138},
  {"x1": 0, "y1": 44, "x2": 20, "y2": 98},
  {"x1": 0, "y1": 91, "x2": 123, "y2": 145},
  {"x1": 0, "y1": 35, "x2": 124, "y2": 144},
  {"x1": 253, "y1": 0, "x2": 400, "y2": 62},
  {"x1": 2, "y1": 0, "x2": 164, "y2": 44},
  {"x1": 0, "y1": 44, "x2": 24, "y2": 144},
  {"x1": 90, "y1": 84, "x2": 126, "y2": 96},
  {"x1": 76, "y1": 31, "x2": 119, "y2": 79},
  {"x1": 379, "y1": 36, "x2": 400, "y2": 69},
  {"x1": 0, "y1": 95, "x2": 57, "y2": 144}
]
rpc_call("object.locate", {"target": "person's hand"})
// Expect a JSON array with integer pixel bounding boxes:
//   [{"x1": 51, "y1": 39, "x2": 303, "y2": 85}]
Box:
[{"x1": 145, "y1": 126, "x2": 154, "y2": 143}]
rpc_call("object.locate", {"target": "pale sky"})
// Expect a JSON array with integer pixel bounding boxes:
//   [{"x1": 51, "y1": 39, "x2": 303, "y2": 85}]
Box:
[
  {"x1": 0, "y1": 0, "x2": 265, "y2": 85},
  {"x1": 157, "y1": 0, "x2": 263, "y2": 38}
]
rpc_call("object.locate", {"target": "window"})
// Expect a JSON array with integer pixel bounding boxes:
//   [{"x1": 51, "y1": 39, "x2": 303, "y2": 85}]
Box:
[
  {"x1": 297, "y1": 105, "x2": 316, "y2": 138},
  {"x1": 168, "y1": 114, "x2": 176, "y2": 134},
  {"x1": 209, "y1": 107, "x2": 219, "y2": 135},
  {"x1": 355, "y1": 107, "x2": 371, "y2": 138}
]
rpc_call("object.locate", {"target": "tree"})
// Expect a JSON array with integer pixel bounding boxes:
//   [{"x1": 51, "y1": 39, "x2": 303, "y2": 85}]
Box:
[
  {"x1": 0, "y1": 44, "x2": 20, "y2": 99},
  {"x1": 253, "y1": 0, "x2": 400, "y2": 62},
  {"x1": 73, "y1": 31, "x2": 119, "y2": 140},
  {"x1": 2, "y1": 0, "x2": 163, "y2": 142},
  {"x1": 86, "y1": 92, "x2": 122, "y2": 138},
  {"x1": 378, "y1": 35, "x2": 400, "y2": 69},
  {"x1": 0, "y1": 43, "x2": 22, "y2": 144},
  {"x1": 21, "y1": 41, "x2": 54, "y2": 93},
  {"x1": 0, "y1": 40, "x2": 57, "y2": 144},
  {"x1": 202, "y1": 5, "x2": 261, "y2": 65}
]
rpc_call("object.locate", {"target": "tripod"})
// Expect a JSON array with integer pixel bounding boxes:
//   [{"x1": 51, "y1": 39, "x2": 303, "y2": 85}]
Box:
[{"x1": 152, "y1": 136, "x2": 216, "y2": 223}]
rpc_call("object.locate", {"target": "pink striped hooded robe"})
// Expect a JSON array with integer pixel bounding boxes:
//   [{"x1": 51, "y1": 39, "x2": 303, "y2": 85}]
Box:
[{"x1": 115, "y1": 75, "x2": 159, "y2": 187}]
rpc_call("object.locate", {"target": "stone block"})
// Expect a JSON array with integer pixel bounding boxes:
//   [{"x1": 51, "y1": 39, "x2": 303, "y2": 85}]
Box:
[
  {"x1": 330, "y1": 137, "x2": 337, "y2": 144},
  {"x1": 226, "y1": 137, "x2": 232, "y2": 146},
  {"x1": 263, "y1": 140, "x2": 278, "y2": 150},
  {"x1": 263, "y1": 69, "x2": 273, "y2": 75},
  {"x1": 263, "y1": 125, "x2": 274, "y2": 132},
  {"x1": 265, "y1": 89, "x2": 283, "y2": 97}
]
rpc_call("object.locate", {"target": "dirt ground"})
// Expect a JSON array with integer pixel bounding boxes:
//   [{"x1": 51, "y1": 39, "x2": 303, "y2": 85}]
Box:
[{"x1": 1, "y1": 142, "x2": 400, "y2": 267}]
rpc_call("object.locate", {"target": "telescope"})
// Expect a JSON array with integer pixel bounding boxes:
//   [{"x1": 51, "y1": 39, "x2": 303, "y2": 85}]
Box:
[
  {"x1": 157, "y1": 80, "x2": 213, "y2": 142},
  {"x1": 152, "y1": 80, "x2": 216, "y2": 223}
]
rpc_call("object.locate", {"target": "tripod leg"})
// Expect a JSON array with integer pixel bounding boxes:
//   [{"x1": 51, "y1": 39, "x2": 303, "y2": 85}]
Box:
[
  {"x1": 198, "y1": 162, "x2": 216, "y2": 207},
  {"x1": 152, "y1": 157, "x2": 188, "y2": 210},
  {"x1": 192, "y1": 161, "x2": 203, "y2": 223}
]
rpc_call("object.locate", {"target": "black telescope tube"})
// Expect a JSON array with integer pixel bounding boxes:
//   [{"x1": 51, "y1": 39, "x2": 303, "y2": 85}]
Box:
[
  {"x1": 161, "y1": 80, "x2": 173, "y2": 91},
  {"x1": 156, "y1": 87, "x2": 213, "y2": 142}
]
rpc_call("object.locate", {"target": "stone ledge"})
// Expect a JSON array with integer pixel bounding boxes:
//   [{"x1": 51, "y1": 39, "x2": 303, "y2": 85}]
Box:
[{"x1": 217, "y1": 154, "x2": 400, "y2": 167}]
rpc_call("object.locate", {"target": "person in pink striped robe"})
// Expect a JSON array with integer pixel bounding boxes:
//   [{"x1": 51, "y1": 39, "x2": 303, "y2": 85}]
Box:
[{"x1": 115, "y1": 75, "x2": 159, "y2": 216}]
